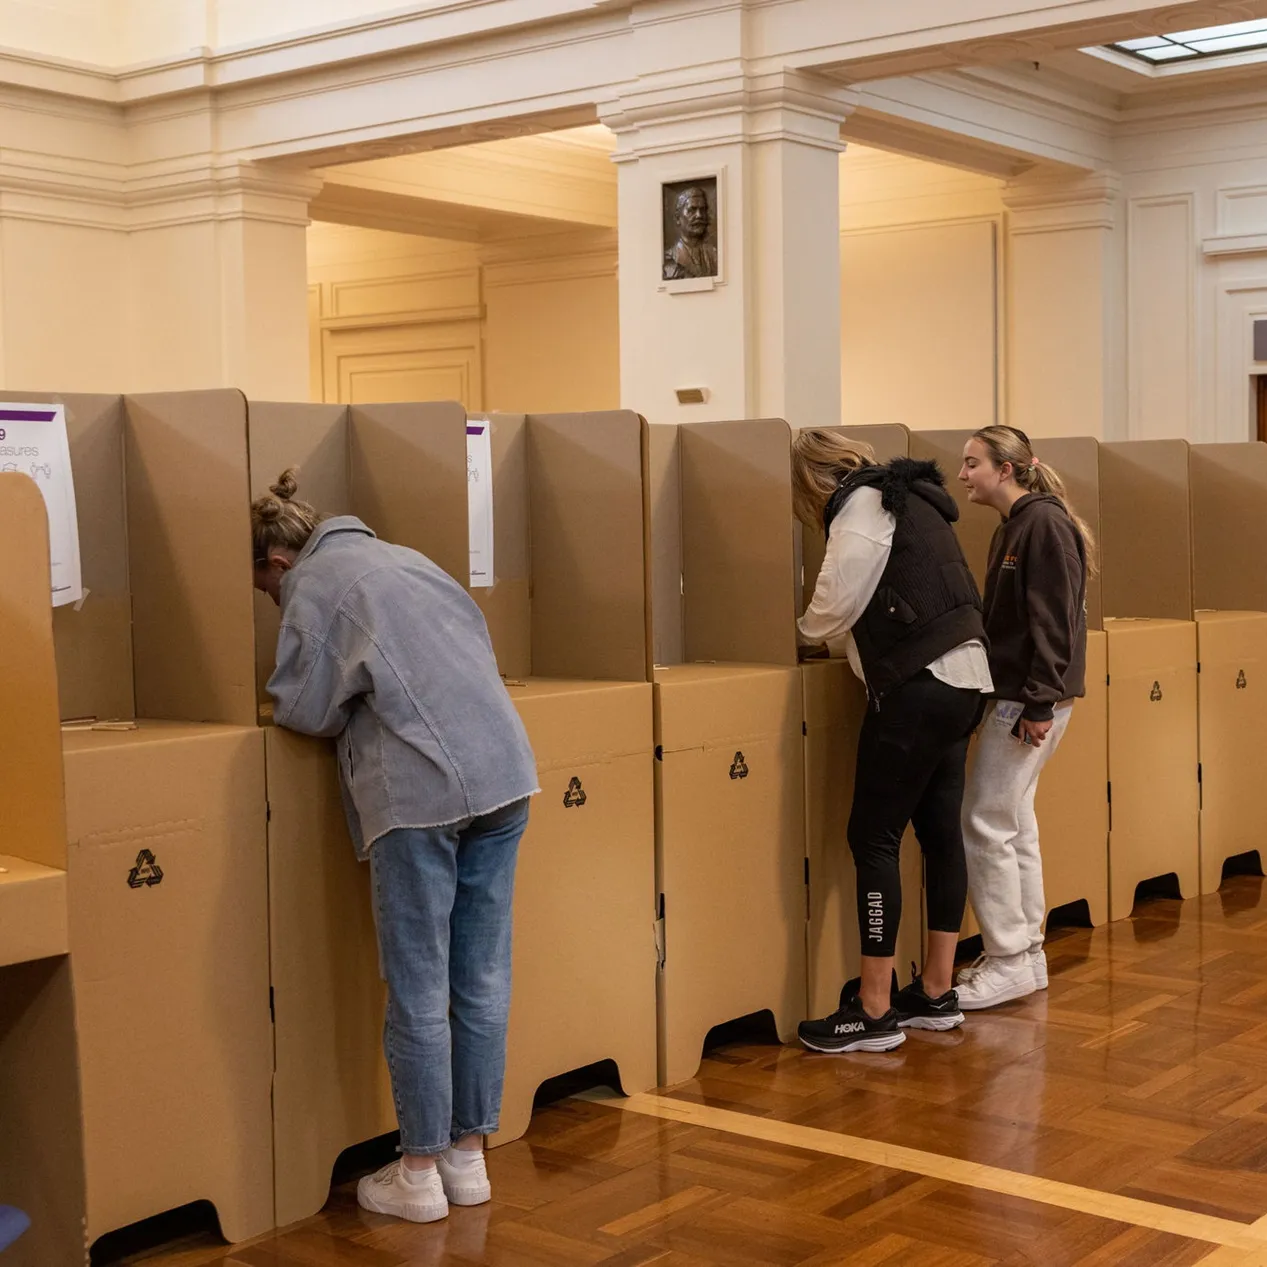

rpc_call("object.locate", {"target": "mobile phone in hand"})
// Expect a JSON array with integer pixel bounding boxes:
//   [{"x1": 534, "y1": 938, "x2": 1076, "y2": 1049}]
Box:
[{"x1": 1010, "y1": 717, "x2": 1033, "y2": 746}]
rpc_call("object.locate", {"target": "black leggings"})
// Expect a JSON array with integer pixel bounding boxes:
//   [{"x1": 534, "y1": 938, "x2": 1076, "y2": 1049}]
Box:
[{"x1": 847, "y1": 670, "x2": 982, "y2": 958}]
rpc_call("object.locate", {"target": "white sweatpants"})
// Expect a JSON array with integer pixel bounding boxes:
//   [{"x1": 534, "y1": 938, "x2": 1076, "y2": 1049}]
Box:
[{"x1": 962, "y1": 699, "x2": 1073, "y2": 958}]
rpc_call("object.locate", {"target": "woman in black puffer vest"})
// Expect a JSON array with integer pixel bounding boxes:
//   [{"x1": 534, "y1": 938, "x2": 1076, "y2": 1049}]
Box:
[{"x1": 793, "y1": 429, "x2": 992, "y2": 1054}]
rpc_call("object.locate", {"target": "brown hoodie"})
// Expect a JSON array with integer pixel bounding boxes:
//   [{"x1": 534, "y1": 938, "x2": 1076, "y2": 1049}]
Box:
[{"x1": 982, "y1": 493, "x2": 1088, "y2": 722}]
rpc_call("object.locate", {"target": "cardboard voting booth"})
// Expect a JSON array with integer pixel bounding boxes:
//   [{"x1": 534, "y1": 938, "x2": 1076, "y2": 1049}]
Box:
[
  {"x1": 1192, "y1": 611, "x2": 1267, "y2": 892},
  {"x1": 0, "y1": 473, "x2": 86, "y2": 1267},
  {"x1": 44, "y1": 391, "x2": 274, "y2": 1247},
  {"x1": 799, "y1": 424, "x2": 924, "y2": 1015},
  {"x1": 650, "y1": 419, "x2": 805, "y2": 1086},
  {"x1": 1188, "y1": 442, "x2": 1267, "y2": 890},
  {"x1": 250, "y1": 402, "x2": 656, "y2": 1222},
  {"x1": 1099, "y1": 442, "x2": 1200, "y2": 918}
]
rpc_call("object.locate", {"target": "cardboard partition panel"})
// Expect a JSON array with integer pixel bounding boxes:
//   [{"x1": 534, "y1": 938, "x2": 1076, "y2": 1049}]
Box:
[
  {"x1": 1189, "y1": 442, "x2": 1267, "y2": 612},
  {"x1": 125, "y1": 392, "x2": 258, "y2": 726},
  {"x1": 32, "y1": 393, "x2": 133, "y2": 723},
  {"x1": 495, "y1": 680, "x2": 656, "y2": 1143},
  {"x1": 1195, "y1": 612, "x2": 1267, "y2": 892},
  {"x1": 908, "y1": 430, "x2": 998, "y2": 586},
  {"x1": 655, "y1": 664, "x2": 805, "y2": 1086},
  {"x1": 247, "y1": 402, "x2": 351, "y2": 708},
  {"x1": 1104, "y1": 619, "x2": 1199, "y2": 920},
  {"x1": 1099, "y1": 441, "x2": 1192, "y2": 621},
  {"x1": 267, "y1": 727, "x2": 393, "y2": 1230},
  {"x1": 803, "y1": 660, "x2": 923, "y2": 1019},
  {"x1": 65, "y1": 722, "x2": 273, "y2": 1244},
  {"x1": 679, "y1": 420, "x2": 798, "y2": 668},
  {"x1": 1035, "y1": 628, "x2": 1109, "y2": 925},
  {"x1": 341, "y1": 405, "x2": 649, "y2": 682}
]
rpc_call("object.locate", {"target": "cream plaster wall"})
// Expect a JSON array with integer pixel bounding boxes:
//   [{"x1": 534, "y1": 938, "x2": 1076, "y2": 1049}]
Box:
[{"x1": 307, "y1": 220, "x2": 620, "y2": 414}]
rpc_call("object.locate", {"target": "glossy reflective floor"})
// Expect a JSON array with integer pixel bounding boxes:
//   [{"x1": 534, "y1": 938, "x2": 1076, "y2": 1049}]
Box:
[{"x1": 115, "y1": 878, "x2": 1267, "y2": 1266}]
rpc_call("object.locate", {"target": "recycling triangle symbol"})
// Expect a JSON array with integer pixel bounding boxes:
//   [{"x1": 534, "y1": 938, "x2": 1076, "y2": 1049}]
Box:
[
  {"x1": 562, "y1": 776, "x2": 587, "y2": 809},
  {"x1": 729, "y1": 751, "x2": 750, "y2": 780},
  {"x1": 127, "y1": 848, "x2": 163, "y2": 889},
  {"x1": 1149, "y1": 681, "x2": 1163, "y2": 702},
  {"x1": 1237, "y1": 669, "x2": 1248, "y2": 690}
]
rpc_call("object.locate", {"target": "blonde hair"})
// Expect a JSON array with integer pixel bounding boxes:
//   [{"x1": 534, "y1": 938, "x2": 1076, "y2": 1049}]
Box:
[
  {"x1": 971, "y1": 426, "x2": 1098, "y2": 574},
  {"x1": 250, "y1": 468, "x2": 322, "y2": 563},
  {"x1": 791, "y1": 428, "x2": 876, "y2": 529}
]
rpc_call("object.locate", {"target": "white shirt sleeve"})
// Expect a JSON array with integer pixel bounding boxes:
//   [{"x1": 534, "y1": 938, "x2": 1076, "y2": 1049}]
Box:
[{"x1": 797, "y1": 486, "x2": 894, "y2": 650}]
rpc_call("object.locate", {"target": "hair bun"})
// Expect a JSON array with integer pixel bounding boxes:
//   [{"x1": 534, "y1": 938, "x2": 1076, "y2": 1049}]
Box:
[
  {"x1": 255, "y1": 496, "x2": 284, "y2": 524},
  {"x1": 270, "y1": 468, "x2": 299, "y2": 502}
]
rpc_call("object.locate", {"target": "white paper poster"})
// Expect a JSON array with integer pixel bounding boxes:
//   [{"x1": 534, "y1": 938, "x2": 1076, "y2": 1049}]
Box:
[
  {"x1": 466, "y1": 419, "x2": 495, "y2": 588},
  {"x1": 0, "y1": 403, "x2": 82, "y2": 607}
]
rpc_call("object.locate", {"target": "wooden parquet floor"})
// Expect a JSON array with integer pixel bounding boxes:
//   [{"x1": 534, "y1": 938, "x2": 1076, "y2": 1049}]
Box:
[{"x1": 110, "y1": 878, "x2": 1267, "y2": 1267}]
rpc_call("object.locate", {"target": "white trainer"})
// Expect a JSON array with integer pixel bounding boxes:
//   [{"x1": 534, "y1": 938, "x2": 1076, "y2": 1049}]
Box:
[
  {"x1": 356, "y1": 1161, "x2": 449, "y2": 1223},
  {"x1": 1028, "y1": 946, "x2": 1048, "y2": 990},
  {"x1": 436, "y1": 1148, "x2": 492, "y2": 1206},
  {"x1": 956, "y1": 953, "x2": 988, "y2": 987},
  {"x1": 955, "y1": 953, "x2": 1037, "y2": 1011}
]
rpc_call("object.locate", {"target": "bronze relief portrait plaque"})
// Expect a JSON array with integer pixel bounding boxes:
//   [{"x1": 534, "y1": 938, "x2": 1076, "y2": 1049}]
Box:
[{"x1": 662, "y1": 177, "x2": 719, "y2": 282}]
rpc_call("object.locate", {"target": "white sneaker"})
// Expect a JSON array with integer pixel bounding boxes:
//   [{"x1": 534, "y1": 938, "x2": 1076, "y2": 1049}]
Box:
[
  {"x1": 436, "y1": 1147, "x2": 491, "y2": 1206},
  {"x1": 956, "y1": 953, "x2": 988, "y2": 987},
  {"x1": 356, "y1": 1161, "x2": 449, "y2": 1223},
  {"x1": 955, "y1": 953, "x2": 1037, "y2": 1011},
  {"x1": 1028, "y1": 946, "x2": 1048, "y2": 990}
]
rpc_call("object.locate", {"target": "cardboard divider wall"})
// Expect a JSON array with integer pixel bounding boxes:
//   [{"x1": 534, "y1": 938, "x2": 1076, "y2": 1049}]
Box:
[
  {"x1": 264, "y1": 727, "x2": 394, "y2": 1230},
  {"x1": 1099, "y1": 440, "x2": 1192, "y2": 622},
  {"x1": 1099, "y1": 444, "x2": 1201, "y2": 916},
  {"x1": 1188, "y1": 444, "x2": 1267, "y2": 889},
  {"x1": 249, "y1": 401, "x2": 657, "y2": 1200},
  {"x1": 1035, "y1": 629, "x2": 1109, "y2": 926},
  {"x1": 1190, "y1": 442, "x2": 1267, "y2": 612},
  {"x1": 0, "y1": 472, "x2": 86, "y2": 1267},
  {"x1": 652, "y1": 419, "x2": 806, "y2": 1085},
  {"x1": 65, "y1": 723, "x2": 272, "y2": 1244},
  {"x1": 43, "y1": 391, "x2": 275, "y2": 1246},
  {"x1": 1104, "y1": 618, "x2": 1200, "y2": 919},
  {"x1": 1193, "y1": 611, "x2": 1267, "y2": 892}
]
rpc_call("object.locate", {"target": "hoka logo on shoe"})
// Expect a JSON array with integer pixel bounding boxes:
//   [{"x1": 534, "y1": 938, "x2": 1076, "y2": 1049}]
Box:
[{"x1": 834, "y1": 1021, "x2": 864, "y2": 1034}]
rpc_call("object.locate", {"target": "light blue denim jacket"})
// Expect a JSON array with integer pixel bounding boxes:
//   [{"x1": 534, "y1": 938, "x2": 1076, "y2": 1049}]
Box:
[{"x1": 268, "y1": 516, "x2": 539, "y2": 857}]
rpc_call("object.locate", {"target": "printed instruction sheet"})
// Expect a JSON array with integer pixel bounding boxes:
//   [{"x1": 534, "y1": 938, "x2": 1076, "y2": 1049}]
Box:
[
  {"x1": 0, "y1": 403, "x2": 82, "y2": 606},
  {"x1": 466, "y1": 418, "x2": 495, "y2": 587}
]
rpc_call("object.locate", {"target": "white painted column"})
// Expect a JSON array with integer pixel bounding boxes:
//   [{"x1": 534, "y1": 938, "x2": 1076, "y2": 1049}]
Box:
[
  {"x1": 127, "y1": 162, "x2": 323, "y2": 399},
  {"x1": 602, "y1": 71, "x2": 853, "y2": 428},
  {"x1": 1002, "y1": 170, "x2": 1125, "y2": 440},
  {"x1": 0, "y1": 155, "x2": 319, "y2": 399}
]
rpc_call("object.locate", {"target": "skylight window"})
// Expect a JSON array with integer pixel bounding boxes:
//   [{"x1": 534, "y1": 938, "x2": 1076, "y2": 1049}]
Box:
[{"x1": 1110, "y1": 20, "x2": 1267, "y2": 63}]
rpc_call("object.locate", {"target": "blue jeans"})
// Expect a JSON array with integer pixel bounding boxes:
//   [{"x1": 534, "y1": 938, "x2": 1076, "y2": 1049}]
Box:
[{"x1": 369, "y1": 798, "x2": 529, "y2": 1155}]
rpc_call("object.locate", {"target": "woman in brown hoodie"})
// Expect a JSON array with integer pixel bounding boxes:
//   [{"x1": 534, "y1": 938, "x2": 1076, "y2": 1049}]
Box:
[{"x1": 954, "y1": 425, "x2": 1094, "y2": 1010}]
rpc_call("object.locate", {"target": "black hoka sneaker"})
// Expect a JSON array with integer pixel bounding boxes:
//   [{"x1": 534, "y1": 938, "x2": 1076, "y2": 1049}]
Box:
[
  {"x1": 892, "y1": 975, "x2": 965, "y2": 1031},
  {"x1": 798, "y1": 996, "x2": 905, "y2": 1053}
]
